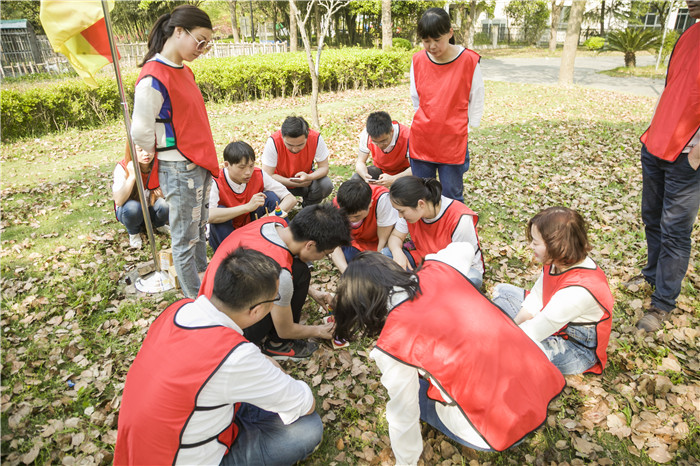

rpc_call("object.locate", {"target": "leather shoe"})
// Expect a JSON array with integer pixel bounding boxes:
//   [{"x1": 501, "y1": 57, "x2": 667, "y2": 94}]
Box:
[{"x1": 636, "y1": 306, "x2": 671, "y2": 332}]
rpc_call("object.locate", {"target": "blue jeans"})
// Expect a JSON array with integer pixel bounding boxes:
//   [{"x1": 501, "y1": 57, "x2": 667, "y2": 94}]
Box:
[
  {"x1": 380, "y1": 246, "x2": 417, "y2": 268},
  {"x1": 641, "y1": 144, "x2": 700, "y2": 311},
  {"x1": 209, "y1": 192, "x2": 281, "y2": 252},
  {"x1": 158, "y1": 160, "x2": 212, "y2": 299},
  {"x1": 410, "y1": 147, "x2": 470, "y2": 202},
  {"x1": 220, "y1": 403, "x2": 323, "y2": 466},
  {"x1": 492, "y1": 283, "x2": 598, "y2": 375},
  {"x1": 418, "y1": 379, "x2": 494, "y2": 452},
  {"x1": 115, "y1": 198, "x2": 169, "y2": 234},
  {"x1": 288, "y1": 176, "x2": 333, "y2": 207}
]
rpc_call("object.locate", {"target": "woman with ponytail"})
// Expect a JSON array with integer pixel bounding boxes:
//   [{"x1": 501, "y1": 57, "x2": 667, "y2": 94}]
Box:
[
  {"x1": 131, "y1": 5, "x2": 217, "y2": 298},
  {"x1": 384, "y1": 176, "x2": 484, "y2": 288}
]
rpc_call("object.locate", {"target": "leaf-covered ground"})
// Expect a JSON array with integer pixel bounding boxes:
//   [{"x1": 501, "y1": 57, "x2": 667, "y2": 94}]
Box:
[{"x1": 1, "y1": 81, "x2": 698, "y2": 465}]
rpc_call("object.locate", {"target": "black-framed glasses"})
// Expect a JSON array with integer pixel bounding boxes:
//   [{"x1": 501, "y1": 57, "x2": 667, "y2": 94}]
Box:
[
  {"x1": 185, "y1": 29, "x2": 213, "y2": 53},
  {"x1": 249, "y1": 292, "x2": 281, "y2": 310}
]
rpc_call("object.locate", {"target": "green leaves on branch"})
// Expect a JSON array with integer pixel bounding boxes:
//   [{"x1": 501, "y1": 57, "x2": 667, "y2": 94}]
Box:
[
  {"x1": 0, "y1": 48, "x2": 411, "y2": 142},
  {"x1": 604, "y1": 28, "x2": 662, "y2": 68}
]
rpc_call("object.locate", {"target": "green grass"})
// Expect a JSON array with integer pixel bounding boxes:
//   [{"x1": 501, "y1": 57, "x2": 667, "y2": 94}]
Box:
[
  {"x1": 599, "y1": 64, "x2": 667, "y2": 79},
  {"x1": 2, "y1": 81, "x2": 699, "y2": 465}
]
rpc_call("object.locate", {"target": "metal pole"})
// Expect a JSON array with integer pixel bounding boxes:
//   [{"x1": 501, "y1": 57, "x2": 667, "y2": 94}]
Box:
[{"x1": 101, "y1": 0, "x2": 161, "y2": 272}]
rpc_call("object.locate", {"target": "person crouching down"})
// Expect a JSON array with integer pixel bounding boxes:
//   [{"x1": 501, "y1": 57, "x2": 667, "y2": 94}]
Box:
[
  {"x1": 114, "y1": 247, "x2": 323, "y2": 465},
  {"x1": 333, "y1": 244, "x2": 565, "y2": 462}
]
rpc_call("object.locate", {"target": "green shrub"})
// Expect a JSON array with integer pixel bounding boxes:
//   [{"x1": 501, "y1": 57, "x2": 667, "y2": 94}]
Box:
[
  {"x1": 583, "y1": 36, "x2": 605, "y2": 51},
  {"x1": 1, "y1": 48, "x2": 411, "y2": 142},
  {"x1": 660, "y1": 30, "x2": 679, "y2": 63},
  {"x1": 392, "y1": 37, "x2": 412, "y2": 50}
]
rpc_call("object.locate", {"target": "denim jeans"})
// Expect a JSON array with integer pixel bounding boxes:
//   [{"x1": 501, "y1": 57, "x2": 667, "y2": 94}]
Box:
[
  {"x1": 158, "y1": 160, "x2": 212, "y2": 299},
  {"x1": 288, "y1": 176, "x2": 333, "y2": 207},
  {"x1": 641, "y1": 144, "x2": 700, "y2": 311},
  {"x1": 418, "y1": 379, "x2": 494, "y2": 452},
  {"x1": 115, "y1": 198, "x2": 169, "y2": 235},
  {"x1": 341, "y1": 245, "x2": 361, "y2": 263},
  {"x1": 492, "y1": 283, "x2": 598, "y2": 375},
  {"x1": 208, "y1": 191, "x2": 281, "y2": 252},
  {"x1": 409, "y1": 147, "x2": 470, "y2": 202},
  {"x1": 220, "y1": 403, "x2": 323, "y2": 466},
  {"x1": 380, "y1": 247, "x2": 482, "y2": 288},
  {"x1": 380, "y1": 246, "x2": 417, "y2": 268}
]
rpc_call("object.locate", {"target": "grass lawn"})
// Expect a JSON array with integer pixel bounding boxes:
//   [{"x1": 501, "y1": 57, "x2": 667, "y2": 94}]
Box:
[
  {"x1": 599, "y1": 65, "x2": 668, "y2": 80},
  {"x1": 1, "y1": 81, "x2": 698, "y2": 465}
]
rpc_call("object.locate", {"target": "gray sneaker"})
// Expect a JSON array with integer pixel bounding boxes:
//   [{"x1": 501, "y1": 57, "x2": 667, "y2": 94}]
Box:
[
  {"x1": 636, "y1": 306, "x2": 671, "y2": 332},
  {"x1": 261, "y1": 339, "x2": 319, "y2": 361}
]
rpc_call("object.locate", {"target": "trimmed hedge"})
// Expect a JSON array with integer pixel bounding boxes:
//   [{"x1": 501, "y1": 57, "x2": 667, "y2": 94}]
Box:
[{"x1": 1, "y1": 48, "x2": 411, "y2": 142}]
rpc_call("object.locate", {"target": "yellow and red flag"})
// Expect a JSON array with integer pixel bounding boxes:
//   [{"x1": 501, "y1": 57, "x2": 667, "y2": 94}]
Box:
[{"x1": 40, "y1": 0, "x2": 119, "y2": 87}]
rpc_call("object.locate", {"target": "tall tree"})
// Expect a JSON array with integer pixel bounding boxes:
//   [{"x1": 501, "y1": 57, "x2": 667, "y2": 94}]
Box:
[
  {"x1": 248, "y1": 0, "x2": 255, "y2": 41},
  {"x1": 290, "y1": 0, "x2": 349, "y2": 128},
  {"x1": 504, "y1": 0, "x2": 550, "y2": 46},
  {"x1": 227, "y1": 0, "x2": 241, "y2": 43},
  {"x1": 558, "y1": 0, "x2": 586, "y2": 86},
  {"x1": 548, "y1": 0, "x2": 564, "y2": 52},
  {"x1": 381, "y1": 0, "x2": 392, "y2": 50},
  {"x1": 290, "y1": 0, "x2": 298, "y2": 51},
  {"x1": 454, "y1": 1, "x2": 494, "y2": 49}
]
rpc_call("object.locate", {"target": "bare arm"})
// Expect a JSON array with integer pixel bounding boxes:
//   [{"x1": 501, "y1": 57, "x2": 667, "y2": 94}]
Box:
[
  {"x1": 278, "y1": 193, "x2": 298, "y2": 213},
  {"x1": 387, "y1": 229, "x2": 409, "y2": 269},
  {"x1": 375, "y1": 166, "x2": 412, "y2": 188},
  {"x1": 330, "y1": 246, "x2": 348, "y2": 273},
  {"x1": 208, "y1": 192, "x2": 266, "y2": 223},
  {"x1": 113, "y1": 163, "x2": 135, "y2": 207},
  {"x1": 376, "y1": 225, "x2": 394, "y2": 251},
  {"x1": 270, "y1": 304, "x2": 334, "y2": 340},
  {"x1": 355, "y1": 150, "x2": 372, "y2": 181}
]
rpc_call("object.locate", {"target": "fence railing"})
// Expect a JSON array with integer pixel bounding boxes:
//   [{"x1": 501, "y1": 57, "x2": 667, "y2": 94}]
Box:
[{"x1": 1, "y1": 38, "x2": 288, "y2": 79}]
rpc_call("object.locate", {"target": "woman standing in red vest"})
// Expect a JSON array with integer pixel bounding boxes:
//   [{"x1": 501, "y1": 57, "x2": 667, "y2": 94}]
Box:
[
  {"x1": 113, "y1": 144, "x2": 170, "y2": 249},
  {"x1": 409, "y1": 8, "x2": 484, "y2": 203},
  {"x1": 131, "y1": 5, "x2": 218, "y2": 298},
  {"x1": 492, "y1": 207, "x2": 614, "y2": 375},
  {"x1": 333, "y1": 245, "x2": 564, "y2": 462}
]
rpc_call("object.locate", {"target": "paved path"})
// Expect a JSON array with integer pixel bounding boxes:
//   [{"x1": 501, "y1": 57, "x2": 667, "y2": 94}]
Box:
[{"x1": 479, "y1": 55, "x2": 664, "y2": 97}]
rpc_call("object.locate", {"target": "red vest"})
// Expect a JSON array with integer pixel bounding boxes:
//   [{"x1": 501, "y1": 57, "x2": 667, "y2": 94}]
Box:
[
  {"x1": 271, "y1": 130, "x2": 321, "y2": 178},
  {"x1": 137, "y1": 61, "x2": 218, "y2": 176},
  {"x1": 376, "y1": 261, "x2": 565, "y2": 451},
  {"x1": 114, "y1": 299, "x2": 246, "y2": 465},
  {"x1": 199, "y1": 217, "x2": 292, "y2": 298},
  {"x1": 410, "y1": 49, "x2": 480, "y2": 164},
  {"x1": 368, "y1": 123, "x2": 410, "y2": 175},
  {"x1": 334, "y1": 184, "x2": 389, "y2": 252},
  {"x1": 640, "y1": 23, "x2": 700, "y2": 162},
  {"x1": 407, "y1": 199, "x2": 483, "y2": 268},
  {"x1": 215, "y1": 167, "x2": 265, "y2": 229},
  {"x1": 541, "y1": 262, "x2": 614, "y2": 375},
  {"x1": 113, "y1": 158, "x2": 160, "y2": 218}
]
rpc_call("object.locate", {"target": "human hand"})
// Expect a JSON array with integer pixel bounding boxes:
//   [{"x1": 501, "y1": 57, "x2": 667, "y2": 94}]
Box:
[
  {"x1": 309, "y1": 287, "x2": 333, "y2": 311},
  {"x1": 688, "y1": 145, "x2": 700, "y2": 171},
  {"x1": 375, "y1": 174, "x2": 394, "y2": 188},
  {"x1": 289, "y1": 172, "x2": 312, "y2": 187},
  {"x1": 247, "y1": 192, "x2": 267, "y2": 212},
  {"x1": 392, "y1": 251, "x2": 411, "y2": 271},
  {"x1": 152, "y1": 187, "x2": 163, "y2": 199},
  {"x1": 316, "y1": 321, "x2": 335, "y2": 339}
]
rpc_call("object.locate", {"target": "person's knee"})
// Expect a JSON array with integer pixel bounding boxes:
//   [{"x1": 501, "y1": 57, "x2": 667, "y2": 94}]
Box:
[{"x1": 312, "y1": 177, "x2": 333, "y2": 200}]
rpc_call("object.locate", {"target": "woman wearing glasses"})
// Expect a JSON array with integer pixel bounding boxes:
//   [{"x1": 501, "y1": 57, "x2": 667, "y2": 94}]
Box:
[{"x1": 131, "y1": 5, "x2": 217, "y2": 298}]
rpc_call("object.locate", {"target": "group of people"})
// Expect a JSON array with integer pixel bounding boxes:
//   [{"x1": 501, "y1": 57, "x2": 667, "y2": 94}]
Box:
[{"x1": 113, "y1": 3, "x2": 700, "y2": 465}]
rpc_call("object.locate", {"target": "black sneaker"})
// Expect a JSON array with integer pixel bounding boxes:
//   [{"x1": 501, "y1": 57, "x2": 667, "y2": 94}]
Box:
[{"x1": 261, "y1": 339, "x2": 319, "y2": 361}]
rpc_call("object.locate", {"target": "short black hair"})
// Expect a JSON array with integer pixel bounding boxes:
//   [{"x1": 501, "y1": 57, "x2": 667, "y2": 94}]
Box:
[
  {"x1": 223, "y1": 141, "x2": 255, "y2": 165},
  {"x1": 212, "y1": 247, "x2": 281, "y2": 310},
  {"x1": 417, "y1": 8, "x2": 455, "y2": 44},
  {"x1": 390, "y1": 176, "x2": 442, "y2": 208},
  {"x1": 337, "y1": 178, "x2": 372, "y2": 215},
  {"x1": 281, "y1": 116, "x2": 310, "y2": 138},
  {"x1": 289, "y1": 203, "x2": 351, "y2": 251},
  {"x1": 366, "y1": 112, "x2": 393, "y2": 139}
]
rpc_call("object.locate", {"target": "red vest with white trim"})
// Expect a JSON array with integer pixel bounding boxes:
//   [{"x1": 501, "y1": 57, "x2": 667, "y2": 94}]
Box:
[
  {"x1": 333, "y1": 184, "x2": 389, "y2": 252},
  {"x1": 368, "y1": 123, "x2": 410, "y2": 175},
  {"x1": 215, "y1": 167, "x2": 265, "y2": 229},
  {"x1": 114, "y1": 299, "x2": 247, "y2": 465},
  {"x1": 407, "y1": 199, "x2": 483, "y2": 268},
  {"x1": 410, "y1": 49, "x2": 480, "y2": 164},
  {"x1": 640, "y1": 23, "x2": 700, "y2": 162},
  {"x1": 376, "y1": 260, "x2": 565, "y2": 451},
  {"x1": 199, "y1": 217, "x2": 292, "y2": 298},
  {"x1": 271, "y1": 130, "x2": 320, "y2": 178},
  {"x1": 137, "y1": 61, "x2": 218, "y2": 176},
  {"x1": 541, "y1": 262, "x2": 614, "y2": 375}
]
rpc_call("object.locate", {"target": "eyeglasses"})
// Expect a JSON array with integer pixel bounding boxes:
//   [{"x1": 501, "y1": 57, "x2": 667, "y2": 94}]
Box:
[
  {"x1": 249, "y1": 292, "x2": 281, "y2": 310},
  {"x1": 185, "y1": 29, "x2": 212, "y2": 53}
]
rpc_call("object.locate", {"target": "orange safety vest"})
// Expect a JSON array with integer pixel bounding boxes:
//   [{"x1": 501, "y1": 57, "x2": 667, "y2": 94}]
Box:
[
  {"x1": 541, "y1": 262, "x2": 614, "y2": 375},
  {"x1": 410, "y1": 49, "x2": 480, "y2": 165},
  {"x1": 137, "y1": 61, "x2": 218, "y2": 176},
  {"x1": 640, "y1": 23, "x2": 700, "y2": 162},
  {"x1": 368, "y1": 123, "x2": 411, "y2": 175},
  {"x1": 271, "y1": 130, "x2": 321, "y2": 178},
  {"x1": 214, "y1": 167, "x2": 265, "y2": 229},
  {"x1": 376, "y1": 260, "x2": 565, "y2": 451}
]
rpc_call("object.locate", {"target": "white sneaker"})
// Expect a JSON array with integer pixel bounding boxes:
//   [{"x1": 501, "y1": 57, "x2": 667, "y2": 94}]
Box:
[
  {"x1": 129, "y1": 234, "x2": 143, "y2": 248},
  {"x1": 156, "y1": 225, "x2": 171, "y2": 235}
]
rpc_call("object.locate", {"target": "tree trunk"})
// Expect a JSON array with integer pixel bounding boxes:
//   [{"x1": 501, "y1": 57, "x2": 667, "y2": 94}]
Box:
[
  {"x1": 558, "y1": 0, "x2": 586, "y2": 86},
  {"x1": 228, "y1": 0, "x2": 241, "y2": 43},
  {"x1": 549, "y1": 0, "x2": 564, "y2": 53},
  {"x1": 599, "y1": 0, "x2": 605, "y2": 35},
  {"x1": 290, "y1": 0, "x2": 298, "y2": 51},
  {"x1": 273, "y1": 2, "x2": 278, "y2": 42},
  {"x1": 625, "y1": 51, "x2": 635, "y2": 68},
  {"x1": 249, "y1": 0, "x2": 255, "y2": 42},
  {"x1": 382, "y1": 0, "x2": 392, "y2": 50}
]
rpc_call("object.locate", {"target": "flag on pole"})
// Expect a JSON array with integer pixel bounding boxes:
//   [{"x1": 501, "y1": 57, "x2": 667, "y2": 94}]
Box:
[{"x1": 40, "y1": 0, "x2": 119, "y2": 87}]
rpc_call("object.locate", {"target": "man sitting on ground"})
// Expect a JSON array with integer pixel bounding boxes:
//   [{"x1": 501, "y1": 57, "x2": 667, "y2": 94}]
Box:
[
  {"x1": 354, "y1": 111, "x2": 411, "y2": 187},
  {"x1": 200, "y1": 204, "x2": 351, "y2": 360},
  {"x1": 115, "y1": 247, "x2": 323, "y2": 465}
]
